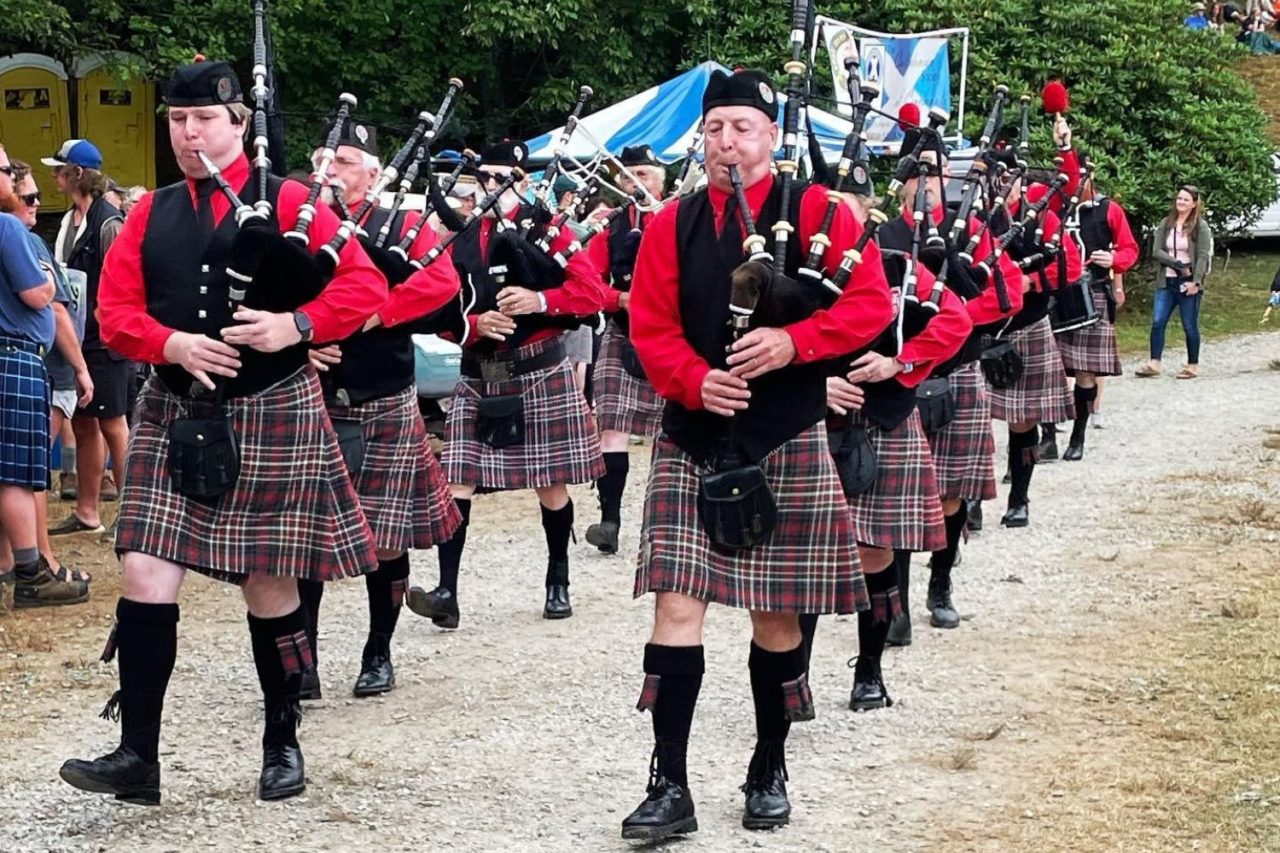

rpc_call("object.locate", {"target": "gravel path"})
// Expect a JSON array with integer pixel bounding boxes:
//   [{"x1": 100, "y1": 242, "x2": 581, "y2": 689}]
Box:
[{"x1": 1, "y1": 330, "x2": 1276, "y2": 853}]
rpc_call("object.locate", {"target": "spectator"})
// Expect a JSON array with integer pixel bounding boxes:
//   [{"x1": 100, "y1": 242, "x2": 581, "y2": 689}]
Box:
[
  {"x1": 1137, "y1": 185, "x2": 1212, "y2": 380},
  {"x1": 0, "y1": 142, "x2": 86, "y2": 606},
  {"x1": 120, "y1": 185, "x2": 146, "y2": 217},
  {"x1": 1186, "y1": 2, "x2": 1211, "y2": 29},
  {"x1": 8, "y1": 161, "x2": 94, "y2": 589},
  {"x1": 41, "y1": 139, "x2": 128, "y2": 536}
]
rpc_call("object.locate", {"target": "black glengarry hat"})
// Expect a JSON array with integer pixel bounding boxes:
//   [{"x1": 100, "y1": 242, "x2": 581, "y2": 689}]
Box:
[
  {"x1": 702, "y1": 69, "x2": 777, "y2": 121},
  {"x1": 331, "y1": 119, "x2": 377, "y2": 156},
  {"x1": 164, "y1": 57, "x2": 243, "y2": 107},
  {"x1": 619, "y1": 144, "x2": 662, "y2": 168},
  {"x1": 482, "y1": 140, "x2": 527, "y2": 169}
]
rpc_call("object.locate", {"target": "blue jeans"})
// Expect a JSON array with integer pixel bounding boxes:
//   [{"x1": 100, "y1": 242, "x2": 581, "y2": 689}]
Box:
[{"x1": 1150, "y1": 276, "x2": 1202, "y2": 365}]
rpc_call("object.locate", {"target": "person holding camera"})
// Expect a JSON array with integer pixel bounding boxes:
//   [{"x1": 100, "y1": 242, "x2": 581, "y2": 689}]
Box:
[{"x1": 1137, "y1": 186, "x2": 1212, "y2": 380}]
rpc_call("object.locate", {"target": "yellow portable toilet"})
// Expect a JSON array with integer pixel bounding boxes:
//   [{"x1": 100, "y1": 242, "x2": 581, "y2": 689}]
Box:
[
  {"x1": 73, "y1": 53, "x2": 155, "y2": 194},
  {"x1": 0, "y1": 53, "x2": 73, "y2": 213}
]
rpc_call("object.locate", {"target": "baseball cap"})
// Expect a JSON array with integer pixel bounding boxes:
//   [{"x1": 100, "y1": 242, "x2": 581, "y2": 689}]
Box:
[{"x1": 41, "y1": 139, "x2": 104, "y2": 170}]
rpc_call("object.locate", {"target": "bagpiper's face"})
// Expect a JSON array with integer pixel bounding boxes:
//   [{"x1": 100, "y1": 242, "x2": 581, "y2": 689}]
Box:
[
  {"x1": 319, "y1": 144, "x2": 378, "y2": 207},
  {"x1": 619, "y1": 165, "x2": 666, "y2": 202},
  {"x1": 479, "y1": 164, "x2": 521, "y2": 215},
  {"x1": 168, "y1": 105, "x2": 243, "y2": 178},
  {"x1": 703, "y1": 106, "x2": 778, "y2": 193},
  {"x1": 902, "y1": 151, "x2": 945, "y2": 216}
]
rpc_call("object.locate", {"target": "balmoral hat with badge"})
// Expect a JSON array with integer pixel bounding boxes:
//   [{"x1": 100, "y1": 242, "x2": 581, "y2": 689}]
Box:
[
  {"x1": 164, "y1": 55, "x2": 243, "y2": 107},
  {"x1": 701, "y1": 68, "x2": 778, "y2": 120}
]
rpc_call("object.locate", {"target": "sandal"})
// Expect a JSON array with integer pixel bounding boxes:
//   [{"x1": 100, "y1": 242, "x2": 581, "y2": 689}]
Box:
[
  {"x1": 47, "y1": 514, "x2": 106, "y2": 537},
  {"x1": 1134, "y1": 364, "x2": 1160, "y2": 378},
  {"x1": 1176, "y1": 367, "x2": 1199, "y2": 380},
  {"x1": 50, "y1": 564, "x2": 92, "y2": 584},
  {"x1": 13, "y1": 557, "x2": 90, "y2": 609}
]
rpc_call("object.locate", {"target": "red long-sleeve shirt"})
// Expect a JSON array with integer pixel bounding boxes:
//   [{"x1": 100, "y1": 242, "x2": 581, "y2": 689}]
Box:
[
  {"x1": 98, "y1": 153, "x2": 386, "y2": 363},
  {"x1": 630, "y1": 176, "x2": 894, "y2": 412},
  {"x1": 378, "y1": 211, "x2": 462, "y2": 328},
  {"x1": 460, "y1": 212, "x2": 608, "y2": 348},
  {"x1": 1006, "y1": 201, "x2": 1082, "y2": 288}
]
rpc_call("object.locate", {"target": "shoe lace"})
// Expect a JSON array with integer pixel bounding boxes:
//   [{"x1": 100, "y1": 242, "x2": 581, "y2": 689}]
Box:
[
  {"x1": 269, "y1": 698, "x2": 304, "y2": 728},
  {"x1": 740, "y1": 739, "x2": 788, "y2": 793},
  {"x1": 99, "y1": 690, "x2": 122, "y2": 722},
  {"x1": 645, "y1": 745, "x2": 663, "y2": 794}
]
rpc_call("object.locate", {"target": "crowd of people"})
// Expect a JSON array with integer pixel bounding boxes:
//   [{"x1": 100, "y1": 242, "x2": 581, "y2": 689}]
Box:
[{"x1": 0, "y1": 41, "x2": 1220, "y2": 839}]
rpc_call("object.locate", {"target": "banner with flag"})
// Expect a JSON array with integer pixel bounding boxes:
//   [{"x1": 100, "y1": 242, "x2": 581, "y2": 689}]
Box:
[{"x1": 816, "y1": 16, "x2": 969, "y2": 150}]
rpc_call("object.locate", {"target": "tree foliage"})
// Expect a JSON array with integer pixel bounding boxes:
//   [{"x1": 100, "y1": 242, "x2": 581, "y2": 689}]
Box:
[{"x1": 4, "y1": 0, "x2": 1273, "y2": 230}]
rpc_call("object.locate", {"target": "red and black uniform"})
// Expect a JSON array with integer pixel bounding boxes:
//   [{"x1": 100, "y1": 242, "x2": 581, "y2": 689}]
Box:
[
  {"x1": 416, "y1": 180, "x2": 608, "y2": 625},
  {"x1": 1059, "y1": 194, "x2": 1137, "y2": 378}
]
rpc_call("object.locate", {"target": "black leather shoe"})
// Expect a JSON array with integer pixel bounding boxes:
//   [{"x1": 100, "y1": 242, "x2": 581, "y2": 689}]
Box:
[
  {"x1": 585, "y1": 521, "x2": 619, "y2": 554},
  {"x1": 406, "y1": 585, "x2": 460, "y2": 629},
  {"x1": 1038, "y1": 431, "x2": 1059, "y2": 462},
  {"x1": 927, "y1": 576, "x2": 960, "y2": 629},
  {"x1": 60, "y1": 745, "x2": 160, "y2": 805},
  {"x1": 543, "y1": 584, "x2": 573, "y2": 619},
  {"x1": 299, "y1": 667, "x2": 322, "y2": 702},
  {"x1": 259, "y1": 743, "x2": 306, "y2": 801},
  {"x1": 1063, "y1": 443, "x2": 1084, "y2": 461},
  {"x1": 621, "y1": 778, "x2": 698, "y2": 840},
  {"x1": 353, "y1": 633, "x2": 395, "y2": 697},
  {"x1": 741, "y1": 740, "x2": 791, "y2": 829},
  {"x1": 967, "y1": 501, "x2": 983, "y2": 532},
  {"x1": 1001, "y1": 502, "x2": 1029, "y2": 528},
  {"x1": 885, "y1": 611, "x2": 913, "y2": 647},
  {"x1": 848, "y1": 656, "x2": 894, "y2": 712}
]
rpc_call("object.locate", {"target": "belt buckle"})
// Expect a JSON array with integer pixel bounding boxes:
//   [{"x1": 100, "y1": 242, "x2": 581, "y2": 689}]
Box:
[{"x1": 480, "y1": 359, "x2": 513, "y2": 382}]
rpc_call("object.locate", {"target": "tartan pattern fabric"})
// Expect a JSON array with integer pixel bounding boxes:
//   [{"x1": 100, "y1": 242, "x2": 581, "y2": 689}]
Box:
[
  {"x1": 390, "y1": 577, "x2": 409, "y2": 608},
  {"x1": 116, "y1": 367, "x2": 378, "y2": 585},
  {"x1": 1057, "y1": 288, "x2": 1123, "y2": 377},
  {"x1": 443, "y1": 337, "x2": 605, "y2": 490},
  {"x1": 100, "y1": 624, "x2": 118, "y2": 663},
  {"x1": 594, "y1": 321, "x2": 663, "y2": 438},
  {"x1": 925, "y1": 362, "x2": 997, "y2": 502},
  {"x1": 0, "y1": 348, "x2": 50, "y2": 489},
  {"x1": 782, "y1": 672, "x2": 816, "y2": 722},
  {"x1": 327, "y1": 385, "x2": 461, "y2": 551},
  {"x1": 846, "y1": 410, "x2": 947, "y2": 552},
  {"x1": 869, "y1": 588, "x2": 903, "y2": 624},
  {"x1": 635, "y1": 423, "x2": 868, "y2": 615},
  {"x1": 988, "y1": 317, "x2": 1074, "y2": 425},
  {"x1": 636, "y1": 673, "x2": 661, "y2": 713},
  {"x1": 275, "y1": 629, "x2": 313, "y2": 677}
]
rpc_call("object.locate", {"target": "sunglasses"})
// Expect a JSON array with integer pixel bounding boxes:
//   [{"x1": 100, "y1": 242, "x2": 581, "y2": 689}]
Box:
[
  {"x1": 0, "y1": 165, "x2": 13, "y2": 177},
  {"x1": 20, "y1": 192, "x2": 40, "y2": 206},
  {"x1": 481, "y1": 171, "x2": 513, "y2": 185}
]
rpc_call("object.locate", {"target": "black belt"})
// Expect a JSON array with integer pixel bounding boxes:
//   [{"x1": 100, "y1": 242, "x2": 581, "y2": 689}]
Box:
[
  {"x1": 0, "y1": 336, "x2": 46, "y2": 358},
  {"x1": 461, "y1": 341, "x2": 565, "y2": 382}
]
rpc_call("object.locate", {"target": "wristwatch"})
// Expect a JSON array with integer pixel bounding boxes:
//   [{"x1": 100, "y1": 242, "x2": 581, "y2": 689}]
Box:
[
  {"x1": 537, "y1": 292, "x2": 548, "y2": 313},
  {"x1": 896, "y1": 358, "x2": 915, "y2": 375},
  {"x1": 293, "y1": 310, "x2": 314, "y2": 343}
]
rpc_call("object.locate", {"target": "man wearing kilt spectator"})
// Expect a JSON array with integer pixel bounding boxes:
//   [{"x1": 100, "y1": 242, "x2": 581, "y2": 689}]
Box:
[
  {"x1": 298, "y1": 120, "x2": 463, "y2": 699},
  {"x1": 1047, "y1": 159, "x2": 1136, "y2": 460},
  {"x1": 59, "y1": 59, "x2": 386, "y2": 805},
  {"x1": 584, "y1": 145, "x2": 667, "y2": 555},
  {"x1": 985, "y1": 129, "x2": 1081, "y2": 529},
  {"x1": 0, "y1": 143, "x2": 78, "y2": 605},
  {"x1": 619, "y1": 69, "x2": 893, "y2": 840},
  {"x1": 811, "y1": 135, "x2": 972, "y2": 706},
  {"x1": 406, "y1": 141, "x2": 607, "y2": 626}
]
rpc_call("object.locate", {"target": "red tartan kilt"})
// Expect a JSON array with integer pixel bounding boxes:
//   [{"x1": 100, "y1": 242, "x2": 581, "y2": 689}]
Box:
[
  {"x1": 635, "y1": 423, "x2": 868, "y2": 615},
  {"x1": 443, "y1": 337, "x2": 605, "y2": 490},
  {"x1": 327, "y1": 384, "x2": 461, "y2": 552},
  {"x1": 1058, "y1": 288, "x2": 1122, "y2": 377},
  {"x1": 846, "y1": 409, "x2": 947, "y2": 552},
  {"x1": 594, "y1": 321, "x2": 663, "y2": 438},
  {"x1": 116, "y1": 367, "x2": 377, "y2": 585},
  {"x1": 924, "y1": 361, "x2": 997, "y2": 501},
  {"x1": 988, "y1": 316, "x2": 1074, "y2": 425}
]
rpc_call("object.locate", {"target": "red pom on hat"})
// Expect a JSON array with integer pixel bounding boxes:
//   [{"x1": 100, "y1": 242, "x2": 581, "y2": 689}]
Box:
[
  {"x1": 897, "y1": 102, "x2": 921, "y2": 131},
  {"x1": 1042, "y1": 80, "x2": 1069, "y2": 114}
]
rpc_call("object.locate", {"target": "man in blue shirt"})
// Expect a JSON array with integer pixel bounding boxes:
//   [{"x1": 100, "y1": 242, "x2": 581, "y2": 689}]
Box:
[
  {"x1": 1186, "y1": 2, "x2": 1212, "y2": 28},
  {"x1": 0, "y1": 141, "x2": 85, "y2": 606}
]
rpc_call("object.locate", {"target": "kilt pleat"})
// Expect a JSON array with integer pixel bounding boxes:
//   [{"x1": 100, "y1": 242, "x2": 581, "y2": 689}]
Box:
[
  {"x1": 0, "y1": 348, "x2": 50, "y2": 490},
  {"x1": 924, "y1": 361, "x2": 997, "y2": 501},
  {"x1": 327, "y1": 384, "x2": 461, "y2": 552},
  {"x1": 594, "y1": 321, "x2": 663, "y2": 438},
  {"x1": 988, "y1": 316, "x2": 1074, "y2": 425},
  {"x1": 443, "y1": 337, "x2": 605, "y2": 490},
  {"x1": 846, "y1": 409, "x2": 947, "y2": 552},
  {"x1": 635, "y1": 424, "x2": 867, "y2": 615},
  {"x1": 1057, "y1": 288, "x2": 1122, "y2": 377},
  {"x1": 116, "y1": 367, "x2": 378, "y2": 584}
]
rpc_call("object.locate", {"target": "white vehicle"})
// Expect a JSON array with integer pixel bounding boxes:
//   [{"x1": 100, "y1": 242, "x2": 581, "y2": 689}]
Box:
[{"x1": 1226, "y1": 152, "x2": 1280, "y2": 238}]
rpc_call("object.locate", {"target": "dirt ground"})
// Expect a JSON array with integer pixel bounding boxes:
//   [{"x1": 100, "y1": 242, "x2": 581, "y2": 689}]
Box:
[{"x1": 1, "y1": 330, "x2": 1277, "y2": 853}]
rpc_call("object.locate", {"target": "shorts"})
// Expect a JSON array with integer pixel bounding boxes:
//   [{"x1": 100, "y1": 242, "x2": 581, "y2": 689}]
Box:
[
  {"x1": 77, "y1": 349, "x2": 133, "y2": 419},
  {"x1": 51, "y1": 388, "x2": 77, "y2": 420}
]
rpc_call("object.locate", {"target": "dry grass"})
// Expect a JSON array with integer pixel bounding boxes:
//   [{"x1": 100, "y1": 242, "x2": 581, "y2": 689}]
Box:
[{"x1": 1222, "y1": 597, "x2": 1262, "y2": 619}]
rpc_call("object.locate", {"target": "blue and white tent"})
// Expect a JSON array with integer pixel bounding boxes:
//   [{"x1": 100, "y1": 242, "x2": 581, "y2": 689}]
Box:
[{"x1": 524, "y1": 61, "x2": 888, "y2": 166}]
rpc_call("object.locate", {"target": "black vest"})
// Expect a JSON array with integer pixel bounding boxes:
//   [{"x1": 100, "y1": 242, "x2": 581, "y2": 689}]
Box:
[
  {"x1": 606, "y1": 209, "x2": 639, "y2": 335},
  {"x1": 68, "y1": 196, "x2": 124, "y2": 352},
  {"x1": 142, "y1": 175, "x2": 309, "y2": 398},
  {"x1": 360, "y1": 206, "x2": 410, "y2": 252},
  {"x1": 1077, "y1": 198, "x2": 1113, "y2": 283},
  {"x1": 662, "y1": 184, "x2": 826, "y2": 465}
]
